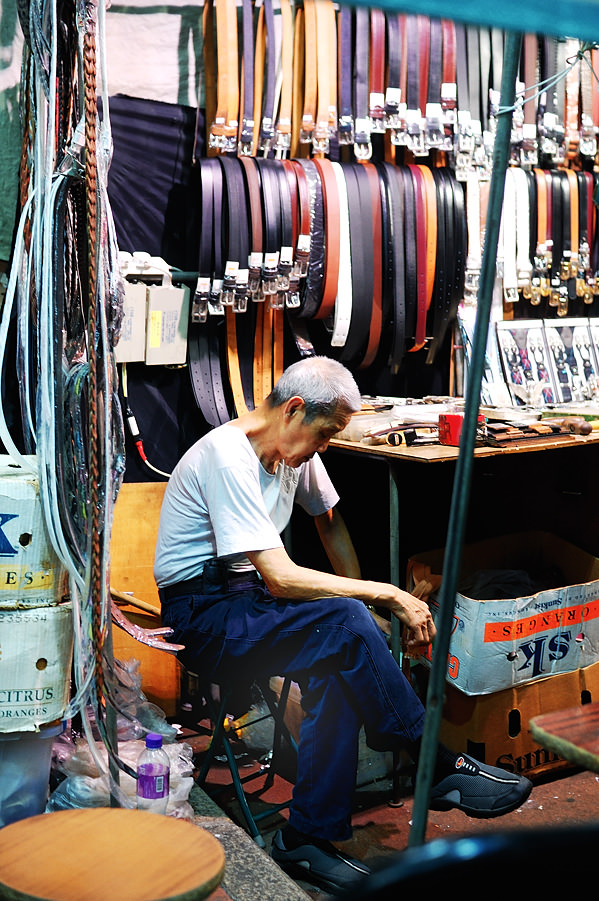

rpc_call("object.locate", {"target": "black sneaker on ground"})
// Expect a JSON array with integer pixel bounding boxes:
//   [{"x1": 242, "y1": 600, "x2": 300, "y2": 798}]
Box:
[
  {"x1": 270, "y1": 828, "x2": 371, "y2": 895},
  {"x1": 429, "y1": 754, "x2": 533, "y2": 818}
]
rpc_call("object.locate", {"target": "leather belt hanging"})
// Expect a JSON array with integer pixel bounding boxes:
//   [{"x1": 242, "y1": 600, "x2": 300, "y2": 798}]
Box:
[
  {"x1": 407, "y1": 164, "x2": 429, "y2": 351},
  {"x1": 564, "y1": 37, "x2": 581, "y2": 161},
  {"x1": 313, "y1": 0, "x2": 337, "y2": 156},
  {"x1": 330, "y1": 161, "x2": 353, "y2": 348},
  {"x1": 300, "y1": 0, "x2": 318, "y2": 148},
  {"x1": 210, "y1": 0, "x2": 239, "y2": 153},
  {"x1": 201, "y1": 0, "x2": 218, "y2": 159},
  {"x1": 368, "y1": 9, "x2": 386, "y2": 137},
  {"x1": 353, "y1": 5, "x2": 371, "y2": 160},
  {"x1": 337, "y1": 4, "x2": 354, "y2": 146},
  {"x1": 312, "y1": 157, "x2": 340, "y2": 320},
  {"x1": 378, "y1": 162, "x2": 406, "y2": 374},
  {"x1": 239, "y1": 0, "x2": 255, "y2": 156},
  {"x1": 275, "y1": 0, "x2": 294, "y2": 159},
  {"x1": 359, "y1": 162, "x2": 384, "y2": 369},
  {"x1": 295, "y1": 158, "x2": 325, "y2": 319},
  {"x1": 400, "y1": 165, "x2": 418, "y2": 348},
  {"x1": 220, "y1": 156, "x2": 253, "y2": 417},
  {"x1": 340, "y1": 163, "x2": 373, "y2": 365},
  {"x1": 189, "y1": 159, "x2": 231, "y2": 427}
]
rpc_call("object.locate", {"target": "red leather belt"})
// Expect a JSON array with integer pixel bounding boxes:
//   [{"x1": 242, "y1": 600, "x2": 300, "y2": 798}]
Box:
[{"x1": 312, "y1": 158, "x2": 340, "y2": 321}]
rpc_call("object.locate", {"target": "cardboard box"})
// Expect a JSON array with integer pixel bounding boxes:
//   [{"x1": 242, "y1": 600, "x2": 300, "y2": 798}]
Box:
[
  {"x1": 0, "y1": 602, "x2": 73, "y2": 732},
  {"x1": 0, "y1": 456, "x2": 65, "y2": 609},
  {"x1": 408, "y1": 532, "x2": 599, "y2": 695},
  {"x1": 437, "y1": 660, "x2": 599, "y2": 780}
]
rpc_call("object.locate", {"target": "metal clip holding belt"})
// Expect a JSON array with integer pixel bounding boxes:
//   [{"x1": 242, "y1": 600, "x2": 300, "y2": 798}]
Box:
[
  {"x1": 192, "y1": 276, "x2": 211, "y2": 323},
  {"x1": 221, "y1": 260, "x2": 239, "y2": 306},
  {"x1": 208, "y1": 279, "x2": 225, "y2": 316},
  {"x1": 405, "y1": 108, "x2": 427, "y2": 157},
  {"x1": 383, "y1": 87, "x2": 402, "y2": 141},
  {"x1": 238, "y1": 118, "x2": 255, "y2": 156},
  {"x1": 579, "y1": 113, "x2": 597, "y2": 158},
  {"x1": 353, "y1": 117, "x2": 373, "y2": 160},
  {"x1": 230, "y1": 268, "x2": 248, "y2": 312}
]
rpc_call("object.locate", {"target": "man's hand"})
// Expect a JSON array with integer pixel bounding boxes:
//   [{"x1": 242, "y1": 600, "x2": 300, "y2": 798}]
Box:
[{"x1": 387, "y1": 579, "x2": 436, "y2": 655}]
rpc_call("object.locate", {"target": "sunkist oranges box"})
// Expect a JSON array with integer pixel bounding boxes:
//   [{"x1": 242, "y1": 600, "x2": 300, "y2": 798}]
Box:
[
  {"x1": 0, "y1": 456, "x2": 65, "y2": 609},
  {"x1": 0, "y1": 456, "x2": 72, "y2": 731},
  {"x1": 407, "y1": 531, "x2": 599, "y2": 696}
]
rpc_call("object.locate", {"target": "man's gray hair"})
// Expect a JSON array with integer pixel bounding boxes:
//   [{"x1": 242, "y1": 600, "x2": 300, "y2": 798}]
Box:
[{"x1": 268, "y1": 356, "x2": 362, "y2": 423}]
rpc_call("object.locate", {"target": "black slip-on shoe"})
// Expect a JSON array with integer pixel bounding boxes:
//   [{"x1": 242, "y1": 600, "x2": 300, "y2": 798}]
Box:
[
  {"x1": 270, "y1": 828, "x2": 371, "y2": 895},
  {"x1": 429, "y1": 754, "x2": 533, "y2": 819}
]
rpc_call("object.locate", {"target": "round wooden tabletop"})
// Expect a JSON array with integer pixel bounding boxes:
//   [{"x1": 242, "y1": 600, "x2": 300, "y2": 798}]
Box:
[{"x1": 0, "y1": 808, "x2": 225, "y2": 901}]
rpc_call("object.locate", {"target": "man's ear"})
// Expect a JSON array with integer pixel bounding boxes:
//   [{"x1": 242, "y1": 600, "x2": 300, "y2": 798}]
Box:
[{"x1": 284, "y1": 396, "x2": 306, "y2": 418}]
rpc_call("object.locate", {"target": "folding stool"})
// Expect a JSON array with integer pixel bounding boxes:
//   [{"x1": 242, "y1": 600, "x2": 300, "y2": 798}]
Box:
[{"x1": 194, "y1": 675, "x2": 298, "y2": 847}]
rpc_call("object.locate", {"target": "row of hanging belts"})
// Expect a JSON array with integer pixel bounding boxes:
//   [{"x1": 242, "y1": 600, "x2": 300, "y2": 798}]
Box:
[
  {"x1": 198, "y1": 1, "x2": 599, "y2": 174},
  {"x1": 187, "y1": 157, "x2": 466, "y2": 426}
]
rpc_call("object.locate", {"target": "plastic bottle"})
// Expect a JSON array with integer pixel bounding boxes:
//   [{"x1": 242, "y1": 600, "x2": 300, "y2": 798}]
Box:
[{"x1": 136, "y1": 733, "x2": 170, "y2": 814}]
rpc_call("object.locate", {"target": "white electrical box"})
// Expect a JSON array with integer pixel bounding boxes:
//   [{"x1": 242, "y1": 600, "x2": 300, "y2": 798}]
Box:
[
  {"x1": 114, "y1": 281, "x2": 147, "y2": 363},
  {"x1": 144, "y1": 284, "x2": 190, "y2": 366}
]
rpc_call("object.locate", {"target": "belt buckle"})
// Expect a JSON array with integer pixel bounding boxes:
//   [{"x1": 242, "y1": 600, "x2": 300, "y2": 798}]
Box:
[
  {"x1": 274, "y1": 128, "x2": 291, "y2": 159},
  {"x1": 208, "y1": 279, "x2": 225, "y2": 316},
  {"x1": 337, "y1": 115, "x2": 354, "y2": 145},
  {"x1": 192, "y1": 277, "x2": 211, "y2": 323},
  {"x1": 353, "y1": 117, "x2": 372, "y2": 160},
  {"x1": 312, "y1": 122, "x2": 330, "y2": 156},
  {"x1": 262, "y1": 252, "x2": 279, "y2": 295},
  {"x1": 221, "y1": 260, "x2": 239, "y2": 306},
  {"x1": 293, "y1": 236, "x2": 310, "y2": 278},
  {"x1": 233, "y1": 269, "x2": 249, "y2": 313},
  {"x1": 259, "y1": 117, "x2": 275, "y2": 156},
  {"x1": 238, "y1": 119, "x2": 255, "y2": 156},
  {"x1": 369, "y1": 92, "x2": 386, "y2": 134},
  {"x1": 300, "y1": 114, "x2": 315, "y2": 145},
  {"x1": 277, "y1": 247, "x2": 294, "y2": 291}
]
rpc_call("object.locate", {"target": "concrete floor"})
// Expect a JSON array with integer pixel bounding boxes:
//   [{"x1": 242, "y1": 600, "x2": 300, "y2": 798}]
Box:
[{"x1": 182, "y1": 722, "x2": 599, "y2": 899}]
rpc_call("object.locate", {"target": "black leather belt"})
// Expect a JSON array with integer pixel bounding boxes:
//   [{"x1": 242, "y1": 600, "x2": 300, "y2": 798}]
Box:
[
  {"x1": 189, "y1": 159, "x2": 231, "y2": 428},
  {"x1": 379, "y1": 162, "x2": 406, "y2": 375},
  {"x1": 159, "y1": 569, "x2": 262, "y2": 602}
]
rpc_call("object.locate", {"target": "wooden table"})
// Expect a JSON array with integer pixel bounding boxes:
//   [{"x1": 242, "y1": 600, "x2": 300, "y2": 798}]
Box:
[
  {"x1": 0, "y1": 808, "x2": 225, "y2": 901},
  {"x1": 530, "y1": 702, "x2": 599, "y2": 774},
  {"x1": 330, "y1": 431, "x2": 599, "y2": 586}
]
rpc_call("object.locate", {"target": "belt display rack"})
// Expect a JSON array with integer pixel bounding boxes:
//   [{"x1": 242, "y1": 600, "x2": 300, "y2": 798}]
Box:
[{"x1": 183, "y1": 1, "x2": 599, "y2": 426}]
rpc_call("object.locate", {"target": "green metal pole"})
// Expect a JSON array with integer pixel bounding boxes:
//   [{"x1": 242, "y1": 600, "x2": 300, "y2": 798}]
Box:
[{"x1": 408, "y1": 29, "x2": 523, "y2": 847}]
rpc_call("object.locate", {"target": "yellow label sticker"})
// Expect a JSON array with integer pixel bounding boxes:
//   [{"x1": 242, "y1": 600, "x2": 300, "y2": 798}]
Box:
[
  {"x1": 0, "y1": 567, "x2": 55, "y2": 591},
  {"x1": 149, "y1": 310, "x2": 162, "y2": 348}
]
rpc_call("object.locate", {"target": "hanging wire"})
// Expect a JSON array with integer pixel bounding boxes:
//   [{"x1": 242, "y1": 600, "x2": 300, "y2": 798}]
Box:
[{"x1": 498, "y1": 40, "x2": 599, "y2": 116}]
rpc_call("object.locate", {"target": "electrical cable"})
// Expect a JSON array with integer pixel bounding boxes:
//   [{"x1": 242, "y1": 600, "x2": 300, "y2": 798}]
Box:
[{"x1": 120, "y1": 362, "x2": 171, "y2": 480}]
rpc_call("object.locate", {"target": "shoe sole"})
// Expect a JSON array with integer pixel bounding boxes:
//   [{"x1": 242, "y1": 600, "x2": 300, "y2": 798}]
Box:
[{"x1": 430, "y1": 783, "x2": 533, "y2": 819}]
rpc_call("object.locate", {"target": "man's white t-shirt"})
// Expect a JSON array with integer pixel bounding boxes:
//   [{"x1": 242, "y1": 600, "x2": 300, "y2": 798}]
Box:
[{"x1": 153, "y1": 423, "x2": 339, "y2": 588}]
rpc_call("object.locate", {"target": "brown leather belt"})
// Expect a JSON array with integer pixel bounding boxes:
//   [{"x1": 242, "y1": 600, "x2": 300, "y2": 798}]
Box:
[{"x1": 359, "y1": 162, "x2": 383, "y2": 369}]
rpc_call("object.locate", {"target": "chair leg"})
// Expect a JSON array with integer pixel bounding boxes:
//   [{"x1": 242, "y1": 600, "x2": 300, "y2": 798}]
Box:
[
  {"x1": 259, "y1": 676, "x2": 298, "y2": 790},
  {"x1": 196, "y1": 686, "x2": 266, "y2": 846}
]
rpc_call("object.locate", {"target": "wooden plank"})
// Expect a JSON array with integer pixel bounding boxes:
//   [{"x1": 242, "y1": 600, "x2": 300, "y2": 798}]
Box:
[
  {"x1": 110, "y1": 482, "x2": 167, "y2": 606},
  {"x1": 109, "y1": 482, "x2": 180, "y2": 716}
]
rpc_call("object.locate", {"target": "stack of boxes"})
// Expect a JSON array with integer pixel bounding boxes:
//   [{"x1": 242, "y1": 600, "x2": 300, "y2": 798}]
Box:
[
  {"x1": 408, "y1": 531, "x2": 599, "y2": 780},
  {"x1": 0, "y1": 457, "x2": 72, "y2": 825}
]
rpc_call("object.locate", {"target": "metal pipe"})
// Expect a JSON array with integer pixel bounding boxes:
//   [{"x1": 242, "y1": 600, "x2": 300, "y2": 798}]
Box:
[{"x1": 408, "y1": 29, "x2": 523, "y2": 847}]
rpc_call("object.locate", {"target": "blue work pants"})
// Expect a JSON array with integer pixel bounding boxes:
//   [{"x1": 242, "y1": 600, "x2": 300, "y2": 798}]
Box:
[{"x1": 159, "y1": 561, "x2": 425, "y2": 841}]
